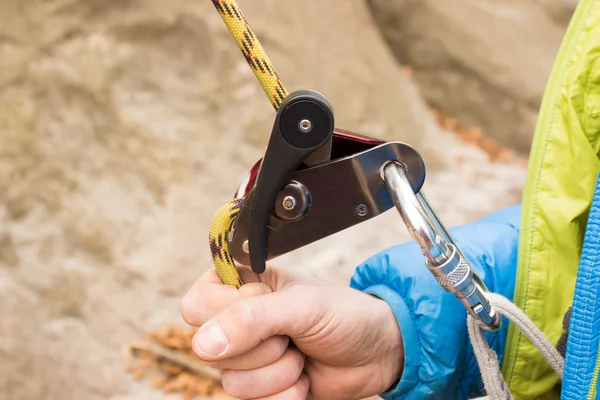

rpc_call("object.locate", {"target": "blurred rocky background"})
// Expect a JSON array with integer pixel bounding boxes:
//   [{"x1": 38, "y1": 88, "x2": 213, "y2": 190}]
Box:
[{"x1": 0, "y1": 0, "x2": 576, "y2": 399}]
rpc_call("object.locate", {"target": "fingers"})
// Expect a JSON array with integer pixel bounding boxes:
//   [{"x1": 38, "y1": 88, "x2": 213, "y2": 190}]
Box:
[
  {"x1": 221, "y1": 347, "x2": 306, "y2": 399},
  {"x1": 181, "y1": 280, "x2": 239, "y2": 326},
  {"x1": 192, "y1": 286, "x2": 325, "y2": 361},
  {"x1": 181, "y1": 277, "x2": 271, "y2": 327},
  {"x1": 266, "y1": 375, "x2": 310, "y2": 400},
  {"x1": 181, "y1": 262, "x2": 325, "y2": 328},
  {"x1": 243, "y1": 374, "x2": 310, "y2": 400},
  {"x1": 203, "y1": 335, "x2": 289, "y2": 371}
]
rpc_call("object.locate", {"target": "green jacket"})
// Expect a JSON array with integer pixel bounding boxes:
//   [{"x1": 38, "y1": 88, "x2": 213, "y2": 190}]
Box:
[{"x1": 502, "y1": 0, "x2": 600, "y2": 397}]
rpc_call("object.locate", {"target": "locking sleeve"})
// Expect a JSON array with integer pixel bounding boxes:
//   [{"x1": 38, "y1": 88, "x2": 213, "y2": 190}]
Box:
[{"x1": 350, "y1": 204, "x2": 522, "y2": 400}]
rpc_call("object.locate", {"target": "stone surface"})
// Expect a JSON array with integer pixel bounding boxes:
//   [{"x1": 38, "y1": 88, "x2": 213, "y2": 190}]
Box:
[{"x1": 366, "y1": 0, "x2": 571, "y2": 153}]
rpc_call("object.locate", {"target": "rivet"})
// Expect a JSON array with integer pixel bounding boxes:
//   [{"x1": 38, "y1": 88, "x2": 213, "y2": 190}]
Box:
[
  {"x1": 299, "y1": 119, "x2": 312, "y2": 133},
  {"x1": 356, "y1": 204, "x2": 368, "y2": 216}
]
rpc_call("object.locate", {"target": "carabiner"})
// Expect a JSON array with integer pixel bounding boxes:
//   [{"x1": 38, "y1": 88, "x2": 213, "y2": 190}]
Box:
[{"x1": 382, "y1": 161, "x2": 501, "y2": 332}]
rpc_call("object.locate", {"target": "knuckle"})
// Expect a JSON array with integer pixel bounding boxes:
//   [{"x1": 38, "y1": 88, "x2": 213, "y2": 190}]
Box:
[
  {"x1": 288, "y1": 285, "x2": 323, "y2": 307},
  {"x1": 258, "y1": 336, "x2": 287, "y2": 365},
  {"x1": 200, "y1": 359, "x2": 226, "y2": 370},
  {"x1": 288, "y1": 349, "x2": 306, "y2": 376},
  {"x1": 233, "y1": 298, "x2": 266, "y2": 330},
  {"x1": 293, "y1": 348, "x2": 306, "y2": 367},
  {"x1": 272, "y1": 335, "x2": 290, "y2": 358},
  {"x1": 221, "y1": 370, "x2": 244, "y2": 398},
  {"x1": 276, "y1": 349, "x2": 306, "y2": 389},
  {"x1": 291, "y1": 386, "x2": 307, "y2": 400},
  {"x1": 292, "y1": 375, "x2": 310, "y2": 400},
  {"x1": 180, "y1": 287, "x2": 210, "y2": 326},
  {"x1": 180, "y1": 292, "x2": 198, "y2": 326},
  {"x1": 286, "y1": 285, "x2": 326, "y2": 327}
]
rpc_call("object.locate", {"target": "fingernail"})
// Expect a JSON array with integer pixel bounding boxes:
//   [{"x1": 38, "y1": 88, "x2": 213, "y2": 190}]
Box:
[{"x1": 193, "y1": 320, "x2": 229, "y2": 358}]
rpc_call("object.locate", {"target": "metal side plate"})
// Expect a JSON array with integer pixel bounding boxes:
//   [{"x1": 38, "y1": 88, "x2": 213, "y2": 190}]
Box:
[{"x1": 228, "y1": 141, "x2": 426, "y2": 265}]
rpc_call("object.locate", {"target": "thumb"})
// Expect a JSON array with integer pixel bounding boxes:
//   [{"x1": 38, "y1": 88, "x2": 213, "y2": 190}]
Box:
[
  {"x1": 191, "y1": 285, "x2": 324, "y2": 361},
  {"x1": 238, "y1": 281, "x2": 273, "y2": 298}
]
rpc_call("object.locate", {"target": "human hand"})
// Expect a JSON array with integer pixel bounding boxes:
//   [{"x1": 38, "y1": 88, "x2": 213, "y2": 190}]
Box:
[{"x1": 180, "y1": 265, "x2": 404, "y2": 400}]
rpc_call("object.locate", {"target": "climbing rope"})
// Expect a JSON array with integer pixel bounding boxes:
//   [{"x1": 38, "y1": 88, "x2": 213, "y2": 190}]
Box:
[
  {"x1": 210, "y1": 0, "x2": 288, "y2": 110},
  {"x1": 208, "y1": 0, "x2": 289, "y2": 288},
  {"x1": 468, "y1": 293, "x2": 564, "y2": 399}
]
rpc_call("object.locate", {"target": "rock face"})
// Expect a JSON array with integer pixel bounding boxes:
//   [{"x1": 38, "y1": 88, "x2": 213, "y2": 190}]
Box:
[
  {"x1": 0, "y1": 1, "x2": 526, "y2": 399},
  {"x1": 538, "y1": 0, "x2": 580, "y2": 25},
  {"x1": 366, "y1": 0, "x2": 572, "y2": 153}
]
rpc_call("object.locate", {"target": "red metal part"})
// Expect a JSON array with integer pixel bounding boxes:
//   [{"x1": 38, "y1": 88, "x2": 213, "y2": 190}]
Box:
[{"x1": 234, "y1": 128, "x2": 386, "y2": 198}]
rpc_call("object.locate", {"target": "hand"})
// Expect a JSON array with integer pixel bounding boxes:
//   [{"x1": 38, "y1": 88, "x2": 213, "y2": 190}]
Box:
[{"x1": 180, "y1": 265, "x2": 404, "y2": 400}]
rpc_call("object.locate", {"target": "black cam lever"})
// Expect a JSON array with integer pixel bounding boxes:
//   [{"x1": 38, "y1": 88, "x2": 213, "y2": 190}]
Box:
[{"x1": 248, "y1": 90, "x2": 335, "y2": 274}]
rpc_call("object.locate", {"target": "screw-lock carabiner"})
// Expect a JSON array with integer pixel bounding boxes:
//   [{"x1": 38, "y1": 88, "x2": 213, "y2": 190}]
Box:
[{"x1": 382, "y1": 161, "x2": 501, "y2": 332}]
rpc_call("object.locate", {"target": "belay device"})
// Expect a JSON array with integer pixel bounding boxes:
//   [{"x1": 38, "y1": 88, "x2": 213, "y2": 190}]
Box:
[{"x1": 207, "y1": 0, "x2": 500, "y2": 333}]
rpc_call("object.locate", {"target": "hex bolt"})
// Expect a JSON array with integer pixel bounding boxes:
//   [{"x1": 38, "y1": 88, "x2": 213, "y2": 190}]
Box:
[{"x1": 282, "y1": 195, "x2": 297, "y2": 211}]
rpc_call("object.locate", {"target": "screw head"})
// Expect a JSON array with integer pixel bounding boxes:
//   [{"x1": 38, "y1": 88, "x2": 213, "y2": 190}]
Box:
[
  {"x1": 356, "y1": 204, "x2": 368, "y2": 217},
  {"x1": 282, "y1": 195, "x2": 296, "y2": 211},
  {"x1": 298, "y1": 119, "x2": 312, "y2": 133}
]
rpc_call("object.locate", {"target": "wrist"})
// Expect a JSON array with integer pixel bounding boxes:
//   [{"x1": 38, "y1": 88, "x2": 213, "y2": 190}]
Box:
[{"x1": 371, "y1": 294, "x2": 405, "y2": 392}]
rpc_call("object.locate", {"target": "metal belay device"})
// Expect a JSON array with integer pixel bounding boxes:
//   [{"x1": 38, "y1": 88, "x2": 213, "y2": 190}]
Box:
[{"x1": 223, "y1": 87, "x2": 501, "y2": 332}]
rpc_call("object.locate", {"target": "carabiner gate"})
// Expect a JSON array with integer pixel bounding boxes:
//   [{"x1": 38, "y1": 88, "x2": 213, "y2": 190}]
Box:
[{"x1": 382, "y1": 161, "x2": 501, "y2": 332}]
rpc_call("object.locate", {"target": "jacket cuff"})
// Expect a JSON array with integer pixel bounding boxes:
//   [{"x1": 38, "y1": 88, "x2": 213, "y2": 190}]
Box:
[{"x1": 360, "y1": 284, "x2": 420, "y2": 397}]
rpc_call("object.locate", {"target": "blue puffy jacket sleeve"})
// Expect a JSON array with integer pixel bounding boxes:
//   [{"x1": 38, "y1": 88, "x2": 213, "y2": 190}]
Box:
[{"x1": 350, "y1": 204, "x2": 521, "y2": 399}]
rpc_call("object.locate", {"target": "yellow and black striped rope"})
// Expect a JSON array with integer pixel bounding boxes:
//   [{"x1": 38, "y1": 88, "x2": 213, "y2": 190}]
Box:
[
  {"x1": 211, "y1": 0, "x2": 288, "y2": 109},
  {"x1": 208, "y1": 0, "x2": 288, "y2": 288},
  {"x1": 209, "y1": 198, "x2": 245, "y2": 287}
]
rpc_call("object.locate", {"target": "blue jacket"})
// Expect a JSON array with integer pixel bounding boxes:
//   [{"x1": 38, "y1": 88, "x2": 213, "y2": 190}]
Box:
[{"x1": 350, "y1": 204, "x2": 522, "y2": 399}]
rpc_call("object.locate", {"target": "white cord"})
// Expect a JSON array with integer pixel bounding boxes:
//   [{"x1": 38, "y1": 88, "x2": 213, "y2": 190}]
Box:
[{"x1": 467, "y1": 293, "x2": 564, "y2": 399}]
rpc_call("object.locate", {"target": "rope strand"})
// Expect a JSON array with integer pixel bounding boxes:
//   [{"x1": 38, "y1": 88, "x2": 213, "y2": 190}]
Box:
[
  {"x1": 211, "y1": 0, "x2": 288, "y2": 110},
  {"x1": 208, "y1": 0, "x2": 289, "y2": 287}
]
